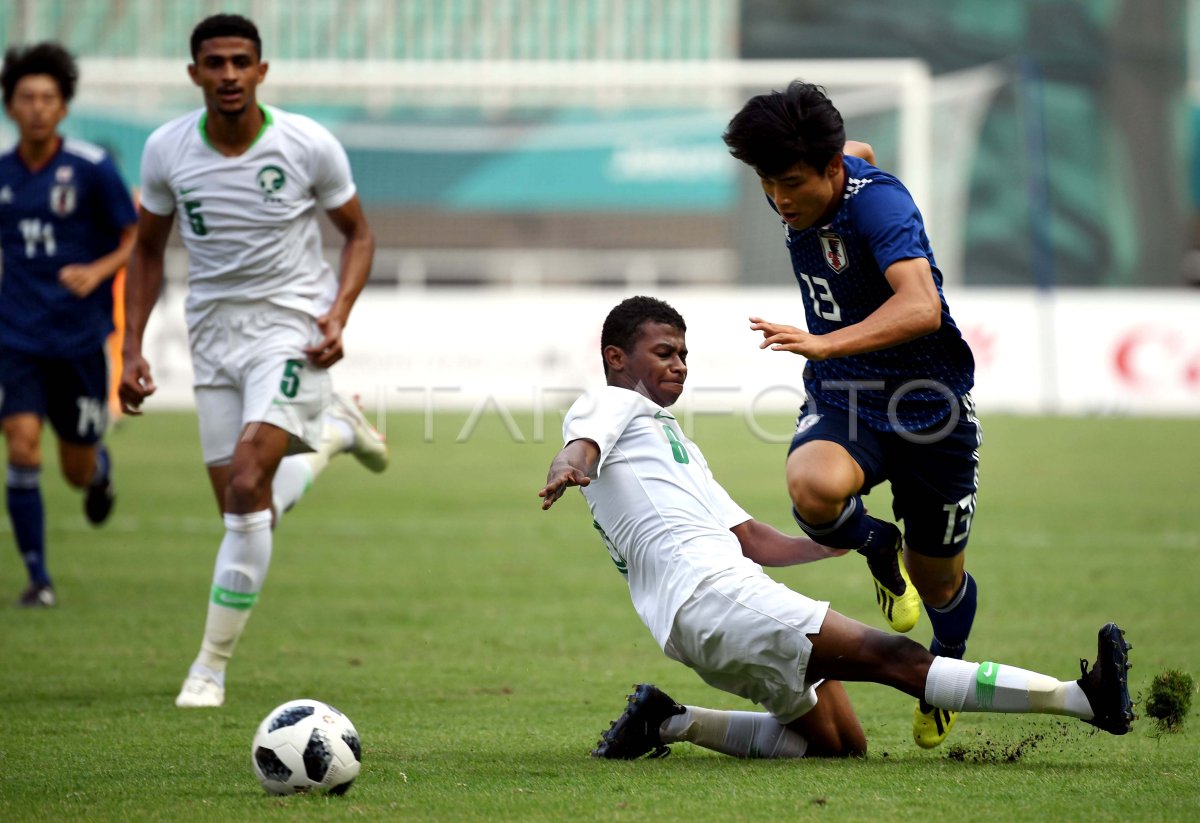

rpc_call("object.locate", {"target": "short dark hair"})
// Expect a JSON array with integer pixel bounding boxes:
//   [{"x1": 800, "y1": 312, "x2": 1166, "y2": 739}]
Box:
[
  {"x1": 1, "y1": 42, "x2": 78, "y2": 106},
  {"x1": 600, "y1": 296, "x2": 686, "y2": 376},
  {"x1": 190, "y1": 14, "x2": 262, "y2": 60},
  {"x1": 722, "y1": 81, "x2": 846, "y2": 176}
]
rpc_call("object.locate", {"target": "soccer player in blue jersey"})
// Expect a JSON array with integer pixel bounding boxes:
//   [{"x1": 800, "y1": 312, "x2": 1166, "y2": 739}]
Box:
[
  {"x1": 723, "y1": 82, "x2": 980, "y2": 748},
  {"x1": 0, "y1": 43, "x2": 138, "y2": 608}
]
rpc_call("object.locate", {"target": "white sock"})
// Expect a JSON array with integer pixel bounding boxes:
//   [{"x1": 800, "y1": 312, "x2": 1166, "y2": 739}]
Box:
[
  {"x1": 327, "y1": 417, "x2": 355, "y2": 451},
  {"x1": 272, "y1": 455, "x2": 314, "y2": 518},
  {"x1": 925, "y1": 657, "x2": 1094, "y2": 720},
  {"x1": 295, "y1": 418, "x2": 352, "y2": 482},
  {"x1": 662, "y1": 706, "x2": 808, "y2": 758},
  {"x1": 194, "y1": 510, "x2": 272, "y2": 674}
]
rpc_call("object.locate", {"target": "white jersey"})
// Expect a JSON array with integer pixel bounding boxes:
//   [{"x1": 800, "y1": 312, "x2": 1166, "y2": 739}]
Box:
[
  {"x1": 563, "y1": 386, "x2": 759, "y2": 648},
  {"x1": 139, "y1": 104, "x2": 356, "y2": 330}
]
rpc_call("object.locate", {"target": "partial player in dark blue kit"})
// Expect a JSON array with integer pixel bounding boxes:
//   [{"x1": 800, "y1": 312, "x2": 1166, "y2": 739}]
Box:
[
  {"x1": 0, "y1": 43, "x2": 138, "y2": 607},
  {"x1": 723, "y1": 81, "x2": 980, "y2": 748}
]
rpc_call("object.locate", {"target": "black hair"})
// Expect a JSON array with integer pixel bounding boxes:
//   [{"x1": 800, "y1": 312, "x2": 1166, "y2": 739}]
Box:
[
  {"x1": 600, "y1": 296, "x2": 686, "y2": 376},
  {"x1": 190, "y1": 14, "x2": 263, "y2": 60},
  {"x1": 722, "y1": 81, "x2": 846, "y2": 176},
  {"x1": 1, "y1": 42, "x2": 78, "y2": 106}
]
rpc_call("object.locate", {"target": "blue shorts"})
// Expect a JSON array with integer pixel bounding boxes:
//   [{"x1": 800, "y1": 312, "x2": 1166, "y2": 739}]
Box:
[
  {"x1": 0, "y1": 345, "x2": 109, "y2": 445},
  {"x1": 788, "y1": 394, "x2": 982, "y2": 558}
]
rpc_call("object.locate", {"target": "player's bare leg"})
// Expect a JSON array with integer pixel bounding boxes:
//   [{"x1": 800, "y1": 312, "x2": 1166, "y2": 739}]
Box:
[
  {"x1": 58, "y1": 439, "x2": 115, "y2": 526},
  {"x1": 786, "y1": 681, "x2": 867, "y2": 757},
  {"x1": 808, "y1": 609, "x2": 1132, "y2": 736},
  {"x1": 177, "y1": 422, "x2": 289, "y2": 707},
  {"x1": 787, "y1": 442, "x2": 920, "y2": 632}
]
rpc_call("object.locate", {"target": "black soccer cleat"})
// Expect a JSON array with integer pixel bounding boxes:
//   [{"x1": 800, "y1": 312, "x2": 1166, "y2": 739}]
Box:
[
  {"x1": 84, "y1": 448, "x2": 115, "y2": 526},
  {"x1": 16, "y1": 583, "x2": 56, "y2": 608},
  {"x1": 1077, "y1": 622, "x2": 1135, "y2": 735},
  {"x1": 592, "y1": 684, "x2": 685, "y2": 759}
]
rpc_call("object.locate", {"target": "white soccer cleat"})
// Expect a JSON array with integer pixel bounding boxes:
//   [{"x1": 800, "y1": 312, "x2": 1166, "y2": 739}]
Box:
[
  {"x1": 328, "y1": 392, "x2": 389, "y2": 473},
  {"x1": 175, "y1": 673, "x2": 225, "y2": 708}
]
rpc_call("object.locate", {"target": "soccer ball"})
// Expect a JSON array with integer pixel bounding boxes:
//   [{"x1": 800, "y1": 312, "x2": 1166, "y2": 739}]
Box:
[{"x1": 251, "y1": 699, "x2": 362, "y2": 795}]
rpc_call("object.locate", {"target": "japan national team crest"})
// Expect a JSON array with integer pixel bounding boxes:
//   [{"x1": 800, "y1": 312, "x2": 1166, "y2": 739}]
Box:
[
  {"x1": 818, "y1": 231, "x2": 848, "y2": 273},
  {"x1": 49, "y1": 183, "x2": 77, "y2": 216}
]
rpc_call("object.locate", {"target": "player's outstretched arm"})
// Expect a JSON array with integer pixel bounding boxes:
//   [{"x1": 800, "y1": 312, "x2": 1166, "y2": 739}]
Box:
[
  {"x1": 306, "y1": 195, "x2": 376, "y2": 369},
  {"x1": 119, "y1": 209, "x2": 173, "y2": 415},
  {"x1": 539, "y1": 438, "x2": 601, "y2": 510},
  {"x1": 731, "y1": 519, "x2": 848, "y2": 566},
  {"x1": 749, "y1": 316, "x2": 833, "y2": 361}
]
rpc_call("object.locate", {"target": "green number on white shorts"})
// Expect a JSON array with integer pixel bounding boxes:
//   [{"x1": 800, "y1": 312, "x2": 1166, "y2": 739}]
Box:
[{"x1": 279, "y1": 359, "x2": 304, "y2": 399}]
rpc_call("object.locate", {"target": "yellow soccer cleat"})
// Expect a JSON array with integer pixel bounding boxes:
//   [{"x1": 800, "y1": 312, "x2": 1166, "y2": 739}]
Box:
[
  {"x1": 913, "y1": 699, "x2": 958, "y2": 748},
  {"x1": 862, "y1": 524, "x2": 921, "y2": 633}
]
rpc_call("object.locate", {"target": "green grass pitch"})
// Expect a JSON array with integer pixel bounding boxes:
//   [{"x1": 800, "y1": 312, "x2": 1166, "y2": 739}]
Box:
[{"x1": 1, "y1": 411, "x2": 1197, "y2": 821}]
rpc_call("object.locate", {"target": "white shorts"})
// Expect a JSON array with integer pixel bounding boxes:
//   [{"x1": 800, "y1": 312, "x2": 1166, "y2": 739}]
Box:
[
  {"x1": 664, "y1": 573, "x2": 830, "y2": 724},
  {"x1": 190, "y1": 302, "x2": 331, "y2": 466}
]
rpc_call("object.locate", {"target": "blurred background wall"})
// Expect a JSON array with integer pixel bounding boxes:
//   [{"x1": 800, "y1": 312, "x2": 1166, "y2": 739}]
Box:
[
  {"x1": 4, "y1": 0, "x2": 1193, "y2": 289},
  {"x1": 1, "y1": 1, "x2": 1196, "y2": 414},
  {"x1": 743, "y1": 0, "x2": 1191, "y2": 288}
]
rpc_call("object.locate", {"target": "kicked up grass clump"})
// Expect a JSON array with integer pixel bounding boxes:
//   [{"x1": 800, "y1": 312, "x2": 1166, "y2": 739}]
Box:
[{"x1": 1144, "y1": 670, "x2": 1195, "y2": 733}]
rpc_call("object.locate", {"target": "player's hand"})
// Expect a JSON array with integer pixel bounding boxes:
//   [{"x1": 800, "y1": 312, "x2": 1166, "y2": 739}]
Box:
[
  {"x1": 118, "y1": 354, "x2": 157, "y2": 416},
  {"x1": 305, "y1": 314, "x2": 345, "y2": 369},
  {"x1": 539, "y1": 466, "x2": 590, "y2": 510},
  {"x1": 58, "y1": 264, "x2": 103, "y2": 297},
  {"x1": 750, "y1": 316, "x2": 833, "y2": 361}
]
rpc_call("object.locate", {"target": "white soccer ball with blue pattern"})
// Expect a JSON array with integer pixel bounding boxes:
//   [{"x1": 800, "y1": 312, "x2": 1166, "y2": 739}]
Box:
[{"x1": 251, "y1": 699, "x2": 362, "y2": 795}]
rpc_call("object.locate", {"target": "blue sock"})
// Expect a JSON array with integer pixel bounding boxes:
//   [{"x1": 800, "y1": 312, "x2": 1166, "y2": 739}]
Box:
[
  {"x1": 7, "y1": 465, "x2": 48, "y2": 586},
  {"x1": 926, "y1": 572, "x2": 977, "y2": 659},
  {"x1": 792, "y1": 495, "x2": 894, "y2": 554},
  {"x1": 90, "y1": 444, "x2": 110, "y2": 487}
]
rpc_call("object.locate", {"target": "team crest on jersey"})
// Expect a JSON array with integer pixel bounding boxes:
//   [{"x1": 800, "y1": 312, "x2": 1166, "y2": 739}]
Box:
[
  {"x1": 0, "y1": 185, "x2": 12, "y2": 204},
  {"x1": 818, "y1": 231, "x2": 848, "y2": 273},
  {"x1": 49, "y1": 184, "x2": 77, "y2": 216},
  {"x1": 55, "y1": 165, "x2": 74, "y2": 183},
  {"x1": 256, "y1": 165, "x2": 286, "y2": 201}
]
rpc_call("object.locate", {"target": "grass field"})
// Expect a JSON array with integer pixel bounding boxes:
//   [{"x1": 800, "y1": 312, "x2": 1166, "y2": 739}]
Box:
[{"x1": 1, "y1": 410, "x2": 1198, "y2": 822}]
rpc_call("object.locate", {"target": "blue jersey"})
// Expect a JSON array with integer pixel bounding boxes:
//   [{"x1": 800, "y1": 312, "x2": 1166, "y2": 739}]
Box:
[
  {"x1": 0, "y1": 138, "x2": 138, "y2": 357},
  {"x1": 782, "y1": 154, "x2": 974, "y2": 431}
]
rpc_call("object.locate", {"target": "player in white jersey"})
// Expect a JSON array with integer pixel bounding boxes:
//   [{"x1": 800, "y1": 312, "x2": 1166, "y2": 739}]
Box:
[
  {"x1": 119, "y1": 14, "x2": 387, "y2": 708},
  {"x1": 539, "y1": 296, "x2": 1133, "y2": 758}
]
